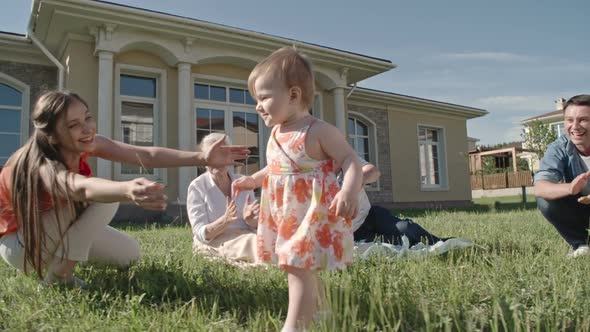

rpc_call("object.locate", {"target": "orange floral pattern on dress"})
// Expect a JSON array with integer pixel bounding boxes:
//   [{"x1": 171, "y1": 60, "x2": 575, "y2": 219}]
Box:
[
  {"x1": 289, "y1": 134, "x2": 306, "y2": 154},
  {"x1": 294, "y1": 237, "x2": 313, "y2": 256},
  {"x1": 316, "y1": 224, "x2": 332, "y2": 248},
  {"x1": 279, "y1": 215, "x2": 299, "y2": 239},
  {"x1": 257, "y1": 120, "x2": 353, "y2": 270},
  {"x1": 293, "y1": 178, "x2": 311, "y2": 203},
  {"x1": 333, "y1": 231, "x2": 344, "y2": 261}
]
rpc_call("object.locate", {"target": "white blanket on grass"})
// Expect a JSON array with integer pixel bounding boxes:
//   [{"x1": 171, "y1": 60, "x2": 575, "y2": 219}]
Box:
[{"x1": 355, "y1": 236, "x2": 473, "y2": 260}]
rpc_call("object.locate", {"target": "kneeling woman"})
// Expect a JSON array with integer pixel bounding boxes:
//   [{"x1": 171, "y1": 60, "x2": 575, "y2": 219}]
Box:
[
  {"x1": 0, "y1": 91, "x2": 249, "y2": 286},
  {"x1": 187, "y1": 133, "x2": 260, "y2": 263}
]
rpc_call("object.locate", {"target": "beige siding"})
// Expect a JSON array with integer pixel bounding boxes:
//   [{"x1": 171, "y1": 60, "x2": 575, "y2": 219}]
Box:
[
  {"x1": 388, "y1": 108, "x2": 471, "y2": 202},
  {"x1": 192, "y1": 64, "x2": 251, "y2": 81},
  {"x1": 61, "y1": 40, "x2": 99, "y2": 169}
]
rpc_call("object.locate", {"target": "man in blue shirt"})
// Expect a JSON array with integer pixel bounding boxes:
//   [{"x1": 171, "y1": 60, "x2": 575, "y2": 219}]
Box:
[{"x1": 534, "y1": 94, "x2": 590, "y2": 258}]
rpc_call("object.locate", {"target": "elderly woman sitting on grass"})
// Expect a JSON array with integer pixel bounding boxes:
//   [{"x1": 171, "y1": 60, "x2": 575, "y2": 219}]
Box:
[{"x1": 187, "y1": 133, "x2": 260, "y2": 263}]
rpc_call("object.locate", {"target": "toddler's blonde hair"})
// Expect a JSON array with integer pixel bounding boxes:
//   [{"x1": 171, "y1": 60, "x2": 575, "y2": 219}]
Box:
[{"x1": 248, "y1": 46, "x2": 315, "y2": 109}]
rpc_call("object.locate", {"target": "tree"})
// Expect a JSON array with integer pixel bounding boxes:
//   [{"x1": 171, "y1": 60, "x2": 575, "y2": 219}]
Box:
[{"x1": 521, "y1": 120, "x2": 558, "y2": 160}]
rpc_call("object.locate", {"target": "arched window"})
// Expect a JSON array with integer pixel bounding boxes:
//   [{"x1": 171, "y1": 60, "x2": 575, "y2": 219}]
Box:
[
  {"x1": 0, "y1": 78, "x2": 29, "y2": 166},
  {"x1": 348, "y1": 115, "x2": 372, "y2": 163},
  {"x1": 348, "y1": 113, "x2": 378, "y2": 190}
]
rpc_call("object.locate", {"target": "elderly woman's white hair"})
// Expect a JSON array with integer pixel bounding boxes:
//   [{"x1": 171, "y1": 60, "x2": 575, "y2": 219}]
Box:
[{"x1": 199, "y1": 132, "x2": 231, "y2": 152}]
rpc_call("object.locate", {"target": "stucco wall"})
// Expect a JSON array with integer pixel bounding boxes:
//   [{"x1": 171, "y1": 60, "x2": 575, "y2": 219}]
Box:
[{"x1": 388, "y1": 107, "x2": 472, "y2": 203}]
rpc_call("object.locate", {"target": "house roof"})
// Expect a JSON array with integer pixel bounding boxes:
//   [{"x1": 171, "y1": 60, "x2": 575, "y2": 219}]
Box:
[
  {"x1": 91, "y1": 1, "x2": 392, "y2": 65},
  {"x1": 521, "y1": 110, "x2": 562, "y2": 123},
  {"x1": 30, "y1": 0, "x2": 395, "y2": 84},
  {"x1": 0, "y1": 31, "x2": 26, "y2": 38},
  {"x1": 0, "y1": 30, "x2": 52, "y2": 65},
  {"x1": 349, "y1": 86, "x2": 488, "y2": 119}
]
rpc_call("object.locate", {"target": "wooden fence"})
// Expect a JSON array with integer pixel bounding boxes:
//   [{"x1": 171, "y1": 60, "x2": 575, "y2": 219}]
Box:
[{"x1": 471, "y1": 170, "x2": 533, "y2": 190}]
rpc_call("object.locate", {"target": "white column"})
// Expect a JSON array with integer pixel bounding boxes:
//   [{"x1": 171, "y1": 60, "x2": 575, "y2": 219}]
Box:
[
  {"x1": 97, "y1": 50, "x2": 114, "y2": 179},
  {"x1": 333, "y1": 87, "x2": 346, "y2": 134},
  {"x1": 177, "y1": 62, "x2": 192, "y2": 203}
]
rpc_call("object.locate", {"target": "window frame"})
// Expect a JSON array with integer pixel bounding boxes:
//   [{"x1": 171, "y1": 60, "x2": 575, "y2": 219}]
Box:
[
  {"x1": 0, "y1": 73, "x2": 30, "y2": 166},
  {"x1": 114, "y1": 64, "x2": 167, "y2": 183},
  {"x1": 347, "y1": 112, "x2": 379, "y2": 191},
  {"x1": 192, "y1": 74, "x2": 266, "y2": 178},
  {"x1": 550, "y1": 121, "x2": 565, "y2": 137},
  {"x1": 417, "y1": 124, "x2": 448, "y2": 191}
]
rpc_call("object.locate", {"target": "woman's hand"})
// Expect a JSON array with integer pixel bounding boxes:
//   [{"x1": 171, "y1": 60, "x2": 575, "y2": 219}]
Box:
[
  {"x1": 329, "y1": 189, "x2": 359, "y2": 220},
  {"x1": 223, "y1": 197, "x2": 239, "y2": 225},
  {"x1": 242, "y1": 196, "x2": 260, "y2": 228},
  {"x1": 231, "y1": 176, "x2": 256, "y2": 197},
  {"x1": 203, "y1": 135, "x2": 250, "y2": 168},
  {"x1": 126, "y1": 178, "x2": 167, "y2": 211}
]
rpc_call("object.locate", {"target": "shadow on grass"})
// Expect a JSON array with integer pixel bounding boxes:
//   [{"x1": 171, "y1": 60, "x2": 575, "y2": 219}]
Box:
[
  {"x1": 393, "y1": 200, "x2": 538, "y2": 218},
  {"x1": 80, "y1": 259, "x2": 286, "y2": 321}
]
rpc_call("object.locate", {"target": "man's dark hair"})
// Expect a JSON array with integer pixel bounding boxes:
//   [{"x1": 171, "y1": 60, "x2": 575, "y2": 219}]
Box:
[{"x1": 563, "y1": 94, "x2": 590, "y2": 111}]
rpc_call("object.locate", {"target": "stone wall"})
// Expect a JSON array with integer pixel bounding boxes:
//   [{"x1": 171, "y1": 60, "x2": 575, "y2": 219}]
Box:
[
  {"x1": 347, "y1": 103, "x2": 393, "y2": 204},
  {"x1": 0, "y1": 61, "x2": 58, "y2": 110}
]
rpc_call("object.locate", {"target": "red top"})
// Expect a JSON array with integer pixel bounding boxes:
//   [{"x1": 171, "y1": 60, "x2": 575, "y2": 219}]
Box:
[{"x1": 0, "y1": 153, "x2": 93, "y2": 235}]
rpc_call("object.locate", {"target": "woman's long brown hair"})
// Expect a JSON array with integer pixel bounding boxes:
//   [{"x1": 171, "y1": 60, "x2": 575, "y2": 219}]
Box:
[{"x1": 10, "y1": 91, "x2": 88, "y2": 278}]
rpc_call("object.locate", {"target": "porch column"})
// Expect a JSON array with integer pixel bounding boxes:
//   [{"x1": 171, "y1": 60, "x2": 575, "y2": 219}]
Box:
[
  {"x1": 97, "y1": 50, "x2": 114, "y2": 179},
  {"x1": 177, "y1": 62, "x2": 192, "y2": 202},
  {"x1": 512, "y1": 147, "x2": 518, "y2": 173},
  {"x1": 332, "y1": 87, "x2": 346, "y2": 134}
]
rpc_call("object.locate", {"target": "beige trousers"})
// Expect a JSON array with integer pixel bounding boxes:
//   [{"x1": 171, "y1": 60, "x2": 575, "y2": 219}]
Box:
[
  {"x1": 0, "y1": 202, "x2": 140, "y2": 273},
  {"x1": 193, "y1": 228, "x2": 257, "y2": 263}
]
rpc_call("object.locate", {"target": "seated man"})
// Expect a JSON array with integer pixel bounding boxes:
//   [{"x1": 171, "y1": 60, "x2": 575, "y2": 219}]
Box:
[
  {"x1": 346, "y1": 160, "x2": 447, "y2": 246},
  {"x1": 534, "y1": 94, "x2": 590, "y2": 258}
]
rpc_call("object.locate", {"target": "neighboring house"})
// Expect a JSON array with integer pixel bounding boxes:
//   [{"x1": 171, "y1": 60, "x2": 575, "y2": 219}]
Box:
[
  {"x1": 468, "y1": 142, "x2": 528, "y2": 174},
  {"x1": 520, "y1": 98, "x2": 565, "y2": 171},
  {"x1": 467, "y1": 136, "x2": 479, "y2": 153},
  {"x1": 0, "y1": 0, "x2": 487, "y2": 219}
]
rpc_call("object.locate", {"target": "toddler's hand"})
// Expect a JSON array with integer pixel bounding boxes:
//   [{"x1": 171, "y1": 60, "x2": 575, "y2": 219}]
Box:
[
  {"x1": 329, "y1": 189, "x2": 358, "y2": 220},
  {"x1": 232, "y1": 176, "x2": 256, "y2": 197}
]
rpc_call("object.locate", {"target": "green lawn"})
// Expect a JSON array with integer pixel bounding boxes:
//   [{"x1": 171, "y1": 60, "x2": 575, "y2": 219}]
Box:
[
  {"x1": 2, "y1": 205, "x2": 590, "y2": 331},
  {"x1": 473, "y1": 194, "x2": 536, "y2": 206}
]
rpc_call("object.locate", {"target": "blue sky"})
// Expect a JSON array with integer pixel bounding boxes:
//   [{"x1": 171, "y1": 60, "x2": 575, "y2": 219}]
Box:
[{"x1": 3, "y1": 0, "x2": 588, "y2": 145}]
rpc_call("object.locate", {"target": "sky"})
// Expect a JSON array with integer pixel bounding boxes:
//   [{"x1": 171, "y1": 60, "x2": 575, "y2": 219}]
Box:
[{"x1": 2, "y1": 0, "x2": 588, "y2": 145}]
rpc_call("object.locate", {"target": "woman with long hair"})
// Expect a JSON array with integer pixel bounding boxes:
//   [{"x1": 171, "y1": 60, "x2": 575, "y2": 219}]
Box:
[{"x1": 0, "y1": 90, "x2": 249, "y2": 286}]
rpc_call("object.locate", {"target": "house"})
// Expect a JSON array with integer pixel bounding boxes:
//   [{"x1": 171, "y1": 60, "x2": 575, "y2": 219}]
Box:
[
  {"x1": 520, "y1": 98, "x2": 565, "y2": 171},
  {"x1": 0, "y1": 0, "x2": 487, "y2": 219},
  {"x1": 468, "y1": 142, "x2": 529, "y2": 174},
  {"x1": 467, "y1": 136, "x2": 479, "y2": 153}
]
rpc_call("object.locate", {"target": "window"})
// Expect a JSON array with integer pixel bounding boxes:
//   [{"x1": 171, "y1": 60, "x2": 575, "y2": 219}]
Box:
[
  {"x1": 232, "y1": 111, "x2": 260, "y2": 175},
  {"x1": 195, "y1": 83, "x2": 226, "y2": 102},
  {"x1": 0, "y1": 82, "x2": 23, "y2": 166},
  {"x1": 196, "y1": 108, "x2": 225, "y2": 146},
  {"x1": 347, "y1": 113, "x2": 378, "y2": 190},
  {"x1": 194, "y1": 79, "x2": 262, "y2": 177},
  {"x1": 229, "y1": 88, "x2": 256, "y2": 105},
  {"x1": 348, "y1": 116, "x2": 371, "y2": 162},
  {"x1": 418, "y1": 126, "x2": 446, "y2": 189},
  {"x1": 117, "y1": 70, "x2": 162, "y2": 178},
  {"x1": 551, "y1": 122, "x2": 565, "y2": 137}
]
